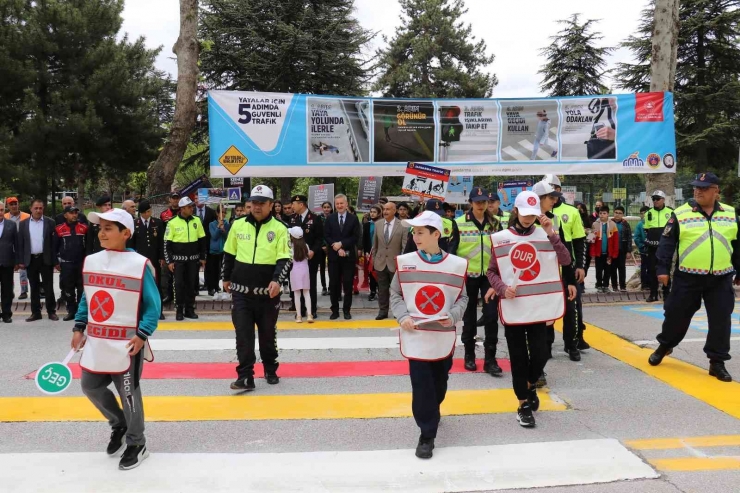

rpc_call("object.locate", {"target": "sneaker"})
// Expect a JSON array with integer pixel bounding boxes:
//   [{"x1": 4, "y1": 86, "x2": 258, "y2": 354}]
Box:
[
  {"x1": 266, "y1": 373, "x2": 280, "y2": 385},
  {"x1": 63, "y1": 313, "x2": 75, "y2": 322},
  {"x1": 106, "y1": 426, "x2": 127, "y2": 456},
  {"x1": 517, "y1": 403, "x2": 536, "y2": 427},
  {"x1": 119, "y1": 444, "x2": 149, "y2": 470},
  {"x1": 620, "y1": 287, "x2": 627, "y2": 292},
  {"x1": 307, "y1": 314, "x2": 314, "y2": 323},
  {"x1": 527, "y1": 388, "x2": 540, "y2": 412},
  {"x1": 415, "y1": 436, "x2": 435, "y2": 459},
  {"x1": 534, "y1": 372, "x2": 547, "y2": 388},
  {"x1": 551, "y1": 150, "x2": 558, "y2": 158},
  {"x1": 230, "y1": 377, "x2": 255, "y2": 391},
  {"x1": 19, "y1": 292, "x2": 28, "y2": 300},
  {"x1": 296, "y1": 316, "x2": 303, "y2": 323}
]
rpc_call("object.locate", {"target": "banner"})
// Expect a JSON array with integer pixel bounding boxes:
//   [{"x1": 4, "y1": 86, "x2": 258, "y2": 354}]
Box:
[
  {"x1": 497, "y1": 180, "x2": 533, "y2": 212},
  {"x1": 401, "y1": 162, "x2": 451, "y2": 200},
  {"x1": 308, "y1": 184, "x2": 334, "y2": 214},
  {"x1": 209, "y1": 91, "x2": 677, "y2": 177},
  {"x1": 197, "y1": 188, "x2": 242, "y2": 205},
  {"x1": 357, "y1": 177, "x2": 383, "y2": 212},
  {"x1": 446, "y1": 175, "x2": 474, "y2": 204}
]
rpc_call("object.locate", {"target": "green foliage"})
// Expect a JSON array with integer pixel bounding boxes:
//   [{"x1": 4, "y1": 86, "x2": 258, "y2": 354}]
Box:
[
  {"x1": 373, "y1": 0, "x2": 496, "y2": 98},
  {"x1": 614, "y1": 0, "x2": 740, "y2": 174},
  {"x1": 0, "y1": 0, "x2": 173, "y2": 198},
  {"x1": 539, "y1": 14, "x2": 613, "y2": 96}
]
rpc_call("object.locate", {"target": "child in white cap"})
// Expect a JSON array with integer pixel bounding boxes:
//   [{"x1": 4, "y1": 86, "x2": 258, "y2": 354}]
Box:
[{"x1": 289, "y1": 226, "x2": 312, "y2": 323}]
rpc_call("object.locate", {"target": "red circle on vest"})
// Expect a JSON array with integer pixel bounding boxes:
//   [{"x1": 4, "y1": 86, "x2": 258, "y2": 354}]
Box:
[
  {"x1": 90, "y1": 290, "x2": 115, "y2": 323},
  {"x1": 517, "y1": 259, "x2": 541, "y2": 281},
  {"x1": 415, "y1": 285, "x2": 444, "y2": 315},
  {"x1": 510, "y1": 242, "x2": 538, "y2": 270}
]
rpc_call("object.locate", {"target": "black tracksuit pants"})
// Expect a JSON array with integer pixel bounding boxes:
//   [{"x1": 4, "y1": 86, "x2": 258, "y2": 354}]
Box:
[
  {"x1": 232, "y1": 292, "x2": 280, "y2": 379},
  {"x1": 505, "y1": 323, "x2": 549, "y2": 400},
  {"x1": 657, "y1": 271, "x2": 734, "y2": 362},
  {"x1": 409, "y1": 356, "x2": 453, "y2": 439},
  {"x1": 461, "y1": 275, "x2": 498, "y2": 352}
]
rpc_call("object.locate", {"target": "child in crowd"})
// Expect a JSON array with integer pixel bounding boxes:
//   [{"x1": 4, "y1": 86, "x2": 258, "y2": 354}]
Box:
[
  {"x1": 289, "y1": 226, "x2": 313, "y2": 323},
  {"x1": 590, "y1": 206, "x2": 619, "y2": 292}
]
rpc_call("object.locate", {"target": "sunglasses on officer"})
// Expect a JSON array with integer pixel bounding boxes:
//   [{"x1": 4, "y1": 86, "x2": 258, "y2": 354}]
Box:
[{"x1": 651, "y1": 196, "x2": 664, "y2": 202}]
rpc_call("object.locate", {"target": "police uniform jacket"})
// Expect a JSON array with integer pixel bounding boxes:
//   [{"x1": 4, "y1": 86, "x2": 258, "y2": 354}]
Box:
[
  {"x1": 55, "y1": 221, "x2": 87, "y2": 264},
  {"x1": 132, "y1": 216, "x2": 163, "y2": 266},
  {"x1": 163, "y1": 214, "x2": 207, "y2": 263},
  {"x1": 289, "y1": 210, "x2": 324, "y2": 260}
]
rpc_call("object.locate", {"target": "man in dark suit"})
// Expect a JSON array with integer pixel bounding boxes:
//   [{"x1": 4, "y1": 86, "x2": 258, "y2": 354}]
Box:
[
  {"x1": 18, "y1": 199, "x2": 59, "y2": 321},
  {"x1": 195, "y1": 200, "x2": 217, "y2": 295},
  {"x1": 289, "y1": 194, "x2": 324, "y2": 319},
  {"x1": 132, "y1": 200, "x2": 166, "y2": 320},
  {"x1": 324, "y1": 194, "x2": 361, "y2": 320},
  {"x1": 0, "y1": 202, "x2": 19, "y2": 323}
]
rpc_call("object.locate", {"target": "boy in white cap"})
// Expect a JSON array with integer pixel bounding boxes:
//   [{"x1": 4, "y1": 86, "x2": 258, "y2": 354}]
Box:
[
  {"x1": 390, "y1": 210, "x2": 469, "y2": 459},
  {"x1": 69, "y1": 209, "x2": 161, "y2": 470}
]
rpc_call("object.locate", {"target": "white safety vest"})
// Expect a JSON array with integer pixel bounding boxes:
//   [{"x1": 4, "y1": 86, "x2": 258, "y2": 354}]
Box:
[
  {"x1": 80, "y1": 250, "x2": 154, "y2": 373},
  {"x1": 491, "y1": 227, "x2": 565, "y2": 325},
  {"x1": 396, "y1": 252, "x2": 468, "y2": 361}
]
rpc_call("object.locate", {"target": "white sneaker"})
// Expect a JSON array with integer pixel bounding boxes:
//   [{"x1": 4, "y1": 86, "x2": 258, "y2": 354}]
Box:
[
  {"x1": 296, "y1": 317, "x2": 303, "y2": 323},
  {"x1": 307, "y1": 315, "x2": 314, "y2": 323}
]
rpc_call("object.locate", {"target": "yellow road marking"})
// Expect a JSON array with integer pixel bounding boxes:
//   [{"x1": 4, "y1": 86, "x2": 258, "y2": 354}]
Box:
[
  {"x1": 554, "y1": 321, "x2": 740, "y2": 419},
  {"x1": 157, "y1": 320, "x2": 399, "y2": 331},
  {"x1": 0, "y1": 389, "x2": 566, "y2": 422},
  {"x1": 626, "y1": 435, "x2": 740, "y2": 450},
  {"x1": 649, "y1": 457, "x2": 740, "y2": 472}
]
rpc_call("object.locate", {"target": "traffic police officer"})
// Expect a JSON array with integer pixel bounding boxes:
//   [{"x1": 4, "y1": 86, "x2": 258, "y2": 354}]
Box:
[
  {"x1": 644, "y1": 190, "x2": 673, "y2": 303},
  {"x1": 544, "y1": 174, "x2": 588, "y2": 352},
  {"x1": 453, "y1": 187, "x2": 502, "y2": 376},
  {"x1": 648, "y1": 173, "x2": 738, "y2": 382},
  {"x1": 223, "y1": 185, "x2": 291, "y2": 391},
  {"x1": 289, "y1": 194, "x2": 324, "y2": 320},
  {"x1": 163, "y1": 197, "x2": 207, "y2": 321},
  {"x1": 403, "y1": 199, "x2": 460, "y2": 254}
]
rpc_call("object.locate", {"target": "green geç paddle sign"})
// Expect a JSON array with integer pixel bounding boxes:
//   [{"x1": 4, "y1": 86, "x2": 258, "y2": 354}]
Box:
[{"x1": 35, "y1": 346, "x2": 80, "y2": 395}]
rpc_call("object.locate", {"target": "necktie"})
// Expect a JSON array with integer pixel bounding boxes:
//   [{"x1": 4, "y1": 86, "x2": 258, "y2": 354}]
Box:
[
  {"x1": 339, "y1": 214, "x2": 344, "y2": 231},
  {"x1": 384, "y1": 222, "x2": 390, "y2": 243}
]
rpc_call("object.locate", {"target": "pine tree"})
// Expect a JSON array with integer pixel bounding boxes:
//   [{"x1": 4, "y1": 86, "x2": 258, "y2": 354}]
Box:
[
  {"x1": 373, "y1": 0, "x2": 496, "y2": 98},
  {"x1": 199, "y1": 0, "x2": 375, "y2": 200},
  {"x1": 615, "y1": 0, "x2": 740, "y2": 172},
  {"x1": 538, "y1": 14, "x2": 613, "y2": 97},
  {"x1": 0, "y1": 0, "x2": 172, "y2": 200}
]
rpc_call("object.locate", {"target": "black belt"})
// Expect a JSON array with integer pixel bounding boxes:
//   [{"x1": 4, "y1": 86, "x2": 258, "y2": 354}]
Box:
[{"x1": 31, "y1": 254, "x2": 43, "y2": 258}]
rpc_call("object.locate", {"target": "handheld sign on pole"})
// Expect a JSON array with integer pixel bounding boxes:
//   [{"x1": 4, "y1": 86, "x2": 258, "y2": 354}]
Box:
[
  {"x1": 509, "y1": 242, "x2": 538, "y2": 288},
  {"x1": 35, "y1": 344, "x2": 82, "y2": 395}
]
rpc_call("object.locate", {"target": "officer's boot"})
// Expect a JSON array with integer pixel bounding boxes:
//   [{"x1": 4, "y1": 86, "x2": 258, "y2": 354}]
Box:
[
  {"x1": 483, "y1": 347, "x2": 503, "y2": 377},
  {"x1": 709, "y1": 361, "x2": 733, "y2": 382},
  {"x1": 648, "y1": 344, "x2": 672, "y2": 366},
  {"x1": 464, "y1": 347, "x2": 477, "y2": 371},
  {"x1": 176, "y1": 307, "x2": 184, "y2": 321}
]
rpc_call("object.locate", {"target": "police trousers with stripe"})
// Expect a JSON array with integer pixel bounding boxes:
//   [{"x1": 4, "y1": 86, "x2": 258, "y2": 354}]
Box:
[
  {"x1": 232, "y1": 292, "x2": 280, "y2": 380},
  {"x1": 81, "y1": 351, "x2": 146, "y2": 446},
  {"x1": 461, "y1": 275, "x2": 499, "y2": 351}
]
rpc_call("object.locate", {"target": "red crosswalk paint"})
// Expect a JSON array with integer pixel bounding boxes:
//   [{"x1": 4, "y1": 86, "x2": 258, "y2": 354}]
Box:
[{"x1": 26, "y1": 359, "x2": 510, "y2": 380}]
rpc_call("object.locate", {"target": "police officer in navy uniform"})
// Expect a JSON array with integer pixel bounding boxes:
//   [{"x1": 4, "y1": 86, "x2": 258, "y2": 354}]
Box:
[
  {"x1": 289, "y1": 194, "x2": 324, "y2": 319},
  {"x1": 132, "y1": 200, "x2": 165, "y2": 320},
  {"x1": 648, "y1": 173, "x2": 739, "y2": 382}
]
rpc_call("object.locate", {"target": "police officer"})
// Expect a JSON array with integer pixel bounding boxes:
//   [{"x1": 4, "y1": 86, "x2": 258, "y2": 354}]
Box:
[
  {"x1": 223, "y1": 186, "x2": 291, "y2": 391},
  {"x1": 544, "y1": 174, "x2": 588, "y2": 353},
  {"x1": 159, "y1": 192, "x2": 181, "y2": 304},
  {"x1": 403, "y1": 199, "x2": 460, "y2": 254},
  {"x1": 86, "y1": 196, "x2": 112, "y2": 255},
  {"x1": 132, "y1": 200, "x2": 165, "y2": 320},
  {"x1": 648, "y1": 173, "x2": 738, "y2": 382},
  {"x1": 164, "y1": 197, "x2": 207, "y2": 321},
  {"x1": 289, "y1": 194, "x2": 324, "y2": 320},
  {"x1": 54, "y1": 206, "x2": 88, "y2": 321},
  {"x1": 644, "y1": 190, "x2": 673, "y2": 303},
  {"x1": 453, "y1": 187, "x2": 502, "y2": 376}
]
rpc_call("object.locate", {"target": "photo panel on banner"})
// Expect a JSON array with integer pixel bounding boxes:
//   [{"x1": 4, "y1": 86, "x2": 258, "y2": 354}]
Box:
[
  {"x1": 357, "y1": 177, "x2": 383, "y2": 212},
  {"x1": 498, "y1": 180, "x2": 534, "y2": 212},
  {"x1": 446, "y1": 176, "x2": 474, "y2": 204},
  {"x1": 208, "y1": 90, "x2": 676, "y2": 177}
]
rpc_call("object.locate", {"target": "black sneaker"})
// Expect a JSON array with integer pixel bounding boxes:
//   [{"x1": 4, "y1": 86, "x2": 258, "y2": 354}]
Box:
[
  {"x1": 230, "y1": 377, "x2": 255, "y2": 391},
  {"x1": 527, "y1": 388, "x2": 540, "y2": 412},
  {"x1": 63, "y1": 313, "x2": 75, "y2": 322},
  {"x1": 566, "y1": 347, "x2": 581, "y2": 362},
  {"x1": 577, "y1": 338, "x2": 590, "y2": 350},
  {"x1": 517, "y1": 403, "x2": 536, "y2": 427},
  {"x1": 415, "y1": 436, "x2": 435, "y2": 459},
  {"x1": 483, "y1": 358, "x2": 503, "y2": 376},
  {"x1": 534, "y1": 372, "x2": 547, "y2": 388},
  {"x1": 266, "y1": 373, "x2": 280, "y2": 385},
  {"x1": 119, "y1": 444, "x2": 149, "y2": 470},
  {"x1": 106, "y1": 426, "x2": 127, "y2": 456}
]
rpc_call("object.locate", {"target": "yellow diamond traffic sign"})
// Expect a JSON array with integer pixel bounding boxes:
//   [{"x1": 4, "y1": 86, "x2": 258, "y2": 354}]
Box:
[{"x1": 219, "y1": 145, "x2": 248, "y2": 175}]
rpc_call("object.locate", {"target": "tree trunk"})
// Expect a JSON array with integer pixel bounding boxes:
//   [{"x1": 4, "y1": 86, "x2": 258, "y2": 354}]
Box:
[
  {"x1": 147, "y1": 0, "x2": 199, "y2": 196},
  {"x1": 647, "y1": 0, "x2": 679, "y2": 208},
  {"x1": 77, "y1": 176, "x2": 86, "y2": 209},
  {"x1": 280, "y1": 177, "x2": 295, "y2": 203}
]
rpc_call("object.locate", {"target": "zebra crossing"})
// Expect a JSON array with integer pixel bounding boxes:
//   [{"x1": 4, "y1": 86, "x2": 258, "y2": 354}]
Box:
[{"x1": 501, "y1": 125, "x2": 560, "y2": 161}]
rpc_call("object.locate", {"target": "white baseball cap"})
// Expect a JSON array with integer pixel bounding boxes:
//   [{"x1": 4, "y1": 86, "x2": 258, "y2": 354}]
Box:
[
  {"x1": 515, "y1": 191, "x2": 542, "y2": 217},
  {"x1": 288, "y1": 226, "x2": 304, "y2": 239},
  {"x1": 532, "y1": 180, "x2": 562, "y2": 198},
  {"x1": 88, "y1": 208, "x2": 135, "y2": 235},
  {"x1": 402, "y1": 210, "x2": 443, "y2": 233},
  {"x1": 651, "y1": 190, "x2": 666, "y2": 199},
  {"x1": 178, "y1": 197, "x2": 194, "y2": 208},
  {"x1": 542, "y1": 174, "x2": 561, "y2": 187},
  {"x1": 249, "y1": 185, "x2": 274, "y2": 202}
]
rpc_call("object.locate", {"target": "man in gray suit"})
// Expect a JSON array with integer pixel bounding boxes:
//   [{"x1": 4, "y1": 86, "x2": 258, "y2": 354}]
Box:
[
  {"x1": 0, "y1": 202, "x2": 19, "y2": 323},
  {"x1": 18, "y1": 199, "x2": 59, "y2": 322},
  {"x1": 372, "y1": 202, "x2": 408, "y2": 320}
]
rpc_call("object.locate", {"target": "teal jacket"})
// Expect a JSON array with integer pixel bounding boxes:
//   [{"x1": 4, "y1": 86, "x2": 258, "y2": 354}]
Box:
[{"x1": 633, "y1": 219, "x2": 647, "y2": 254}]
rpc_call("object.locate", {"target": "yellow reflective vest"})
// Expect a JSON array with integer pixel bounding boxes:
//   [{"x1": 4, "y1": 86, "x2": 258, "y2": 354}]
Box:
[
  {"x1": 674, "y1": 202, "x2": 738, "y2": 275},
  {"x1": 455, "y1": 212, "x2": 498, "y2": 276}
]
